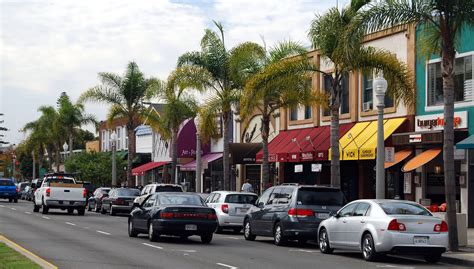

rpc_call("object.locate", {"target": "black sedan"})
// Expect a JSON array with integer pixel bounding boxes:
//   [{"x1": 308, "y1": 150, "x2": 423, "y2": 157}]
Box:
[
  {"x1": 128, "y1": 192, "x2": 217, "y2": 243},
  {"x1": 101, "y1": 188, "x2": 140, "y2": 215}
]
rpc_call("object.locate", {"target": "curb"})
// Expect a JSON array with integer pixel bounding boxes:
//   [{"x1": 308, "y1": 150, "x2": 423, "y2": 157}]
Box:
[
  {"x1": 441, "y1": 254, "x2": 474, "y2": 267},
  {"x1": 0, "y1": 235, "x2": 58, "y2": 269}
]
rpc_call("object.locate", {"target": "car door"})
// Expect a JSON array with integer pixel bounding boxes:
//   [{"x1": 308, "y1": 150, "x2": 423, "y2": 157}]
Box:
[
  {"x1": 134, "y1": 195, "x2": 156, "y2": 231},
  {"x1": 329, "y1": 202, "x2": 358, "y2": 248},
  {"x1": 104, "y1": 190, "x2": 115, "y2": 211},
  {"x1": 259, "y1": 188, "x2": 282, "y2": 236},
  {"x1": 250, "y1": 188, "x2": 274, "y2": 234},
  {"x1": 344, "y1": 202, "x2": 371, "y2": 248}
]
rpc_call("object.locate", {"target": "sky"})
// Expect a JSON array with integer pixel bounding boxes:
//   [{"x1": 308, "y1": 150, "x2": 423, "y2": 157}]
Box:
[{"x1": 0, "y1": 0, "x2": 348, "y2": 145}]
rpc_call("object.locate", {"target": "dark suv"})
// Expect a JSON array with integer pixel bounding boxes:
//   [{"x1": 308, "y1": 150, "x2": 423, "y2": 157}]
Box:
[{"x1": 243, "y1": 184, "x2": 345, "y2": 246}]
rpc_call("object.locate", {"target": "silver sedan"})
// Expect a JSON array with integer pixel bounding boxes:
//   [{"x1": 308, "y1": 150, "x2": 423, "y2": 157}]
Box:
[{"x1": 318, "y1": 199, "x2": 448, "y2": 263}]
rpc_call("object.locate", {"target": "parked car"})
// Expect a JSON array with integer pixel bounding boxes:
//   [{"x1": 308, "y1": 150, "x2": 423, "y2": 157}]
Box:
[
  {"x1": 133, "y1": 183, "x2": 183, "y2": 206},
  {"x1": 77, "y1": 181, "x2": 95, "y2": 199},
  {"x1": 206, "y1": 191, "x2": 258, "y2": 233},
  {"x1": 101, "y1": 188, "x2": 140, "y2": 215},
  {"x1": 33, "y1": 173, "x2": 87, "y2": 215},
  {"x1": 243, "y1": 184, "x2": 345, "y2": 246},
  {"x1": 87, "y1": 187, "x2": 111, "y2": 212},
  {"x1": 18, "y1": 182, "x2": 30, "y2": 200},
  {"x1": 318, "y1": 199, "x2": 448, "y2": 263},
  {"x1": 0, "y1": 178, "x2": 19, "y2": 203},
  {"x1": 128, "y1": 192, "x2": 217, "y2": 243},
  {"x1": 24, "y1": 185, "x2": 34, "y2": 201}
]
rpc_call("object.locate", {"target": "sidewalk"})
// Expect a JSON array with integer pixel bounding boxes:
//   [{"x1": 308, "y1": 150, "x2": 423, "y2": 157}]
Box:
[{"x1": 441, "y1": 228, "x2": 474, "y2": 267}]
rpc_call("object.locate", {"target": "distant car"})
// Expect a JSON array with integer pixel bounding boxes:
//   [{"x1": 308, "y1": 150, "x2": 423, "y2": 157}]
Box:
[
  {"x1": 133, "y1": 183, "x2": 183, "y2": 206},
  {"x1": 243, "y1": 184, "x2": 345, "y2": 246},
  {"x1": 76, "y1": 181, "x2": 95, "y2": 199},
  {"x1": 101, "y1": 188, "x2": 140, "y2": 215},
  {"x1": 87, "y1": 187, "x2": 111, "y2": 212},
  {"x1": 18, "y1": 182, "x2": 30, "y2": 200},
  {"x1": 128, "y1": 192, "x2": 217, "y2": 243},
  {"x1": 318, "y1": 199, "x2": 449, "y2": 263},
  {"x1": 196, "y1": 193, "x2": 210, "y2": 202},
  {"x1": 206, "y1": 191, "x2": 258, "y2": 233},
  {"x1": 24, "y1": 185, "x2": 34, "y2": 201},
  {"x1": 0, "y1": 178, "x2": 19, "y2": 203}
]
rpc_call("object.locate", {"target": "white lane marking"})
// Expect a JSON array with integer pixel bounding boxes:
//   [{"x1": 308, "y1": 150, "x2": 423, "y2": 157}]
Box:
[
  {"x1": 10, "y1": 208, "x2": 17, "y2": 210},
  {"x1": 115, "y1": 217, "x2": 121, "y2": 219},
  {"x1": 376, "y1": 266, "x2": 402, "y2": 268},
  {"x1": 143, "y1": 243, "x2": 164, "y2": 250},
  {"x1": 65, "y1": 222, "x2": 76, "y2": 226},
  {"x1": 289, "y1": 249, "x2": 317, "y2": 253},
  {"x1": 216, "y1": 263, "x2": 238, "y2": 269},
  {"x1": 42, "y1": 216, "x2": 50, "y2": 219},
  {"x1": 96, "y1": 230, "x2": 111, "y2": 235},
  {"x1": 222, "y1": 236, "x2": 241, "y2": 240},
  {"x1": 0, "y1": 205, "x2": 5, "y2": 207},
  {"x1": 24, "y1": 212, "x2": 32, "y2": 214},
  {"x1": 173, "y1": 249, "x2": 196, "y2": 253}
]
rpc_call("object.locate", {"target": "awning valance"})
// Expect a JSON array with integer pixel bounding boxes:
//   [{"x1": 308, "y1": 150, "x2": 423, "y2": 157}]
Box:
[
  {"x1": 132, "y1": 161, "x2": 168, "y2": 176},
  {"x1": 229, "y1": 143, "x2": 262, "y2": 164},
  {"x1": 384, "y1": 149, "x2": 412, "y2": 169},
  {"x1": 180, "y1": 153, "x2": 223, "y2": 171},
  {"x1": 456, "y1": 134, "x2": 474, "y2": 149},
  {"x1": 402, "y1": 148, "x2": 442, "y2": 172}
]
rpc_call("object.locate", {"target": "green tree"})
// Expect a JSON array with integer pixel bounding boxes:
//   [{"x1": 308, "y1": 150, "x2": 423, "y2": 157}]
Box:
[
  {"x1": 240, "y1": 41, "x2": 318, "y2": 190},
  {"x1": 79, "y1": 62, "x2": 158, "y2": 185},
  {"x1": 308, "y1": 0, "x2": 414, "y2": 188},
  {"x1": 176, "y1": 21, "x2": 264, "y2": 190},
  {"x1": 358, "y1": 0, "x2": 474, "y2": 253}
]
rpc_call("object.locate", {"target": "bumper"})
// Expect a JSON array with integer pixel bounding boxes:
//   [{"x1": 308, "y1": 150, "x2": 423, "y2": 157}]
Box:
[
  {"x1": 45, "y1": 200, "x2": 86, "y2": 209},
  {"x1": 0, "y1": 193, "x2": 18, "y2": 199},
  {"x1": 282, "y1": 219, "x2": 320, "y2": 240},
  {"x1": 153, "y1": 219, "x2": 218, "y2": 236},
  {"x1": 217, "y1": 214, "x2": 245, "y2": 227},
  {"x1": 377, "y1": 231, "x2": 448, "y2": 253},
  {"x1": 111, "y1": 205, "x2": 133, "y2": 212}
]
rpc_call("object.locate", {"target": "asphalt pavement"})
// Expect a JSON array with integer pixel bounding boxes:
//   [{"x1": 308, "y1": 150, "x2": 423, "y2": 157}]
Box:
[{"x1": 0, "y1": 200, "x2": 468, "y2": 269}]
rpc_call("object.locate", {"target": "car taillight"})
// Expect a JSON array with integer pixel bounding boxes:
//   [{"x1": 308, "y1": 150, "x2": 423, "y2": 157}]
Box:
[
  {"x1": 46, "y1": 188, "x2": 51, "y2": 197},
  {"x1": 83, "y1": 189, "x2": 87, "y2": 198},
  {"x1": 208, "y1": 213, "x2": 217, "y2": 220},
  {"x1": 387, "y1": 219, "x2": 406, "y2": 231},
  {"x1": 16, "y1": 187, "x2": 20, "y2": 193},
  {"x1": 160, "y1": 212, "x2": 174, "y2": 219},
  {"x1": 115, "y1": 198, "x2": 124, "y2": 205},
  {"x1": 221, "y1": 204, "x2": 229, "y2": 214},
  {"x1": 288, "y1": 208, "x2": 314, "y2": 218},
  {"x1": 434, "y1": 221, "x2": 448, "y2": 232}
]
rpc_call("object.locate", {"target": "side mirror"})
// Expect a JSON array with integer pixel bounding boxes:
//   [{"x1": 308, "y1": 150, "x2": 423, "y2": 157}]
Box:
[
  {"x1": 257, "y1": 202, "x2": 265, "y2": 208},
  {"x1": 330, "y1": 211, "x2": 339, "y2": 218},
  {"x1": 133, "y1": 202, "x2": 141, "y2": 208},
  {"x1": 31, "y1": 183, "x2": 36, "y2": 188}
]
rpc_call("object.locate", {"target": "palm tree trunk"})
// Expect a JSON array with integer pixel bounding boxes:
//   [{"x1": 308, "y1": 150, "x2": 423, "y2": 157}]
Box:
[
  {"x1": 55, "y1": 146, "x2": 61, "y2": 172},
  {"x1": 47, "y1": 145, "x2": 54, "y2": 171},
  {"x1": 441, "y1": 34, "x2": 459, "y2": 251},
  {"x1": 38, "y1": 146, "x2": 43, "y2": 178},
  {"x1": 69, "y1": 132, "x2": 74, "y2": 156},
  {"x1": 330, "y1": 82, "x2": 341, "y2": 188},
  {"x1": 170, "y1": 128, "x2": 178, "y2": 184},
  {"x1": 223, "y1": 112, "x2": 231, "y2": 190},
  {"x1": 261, "y1": 109, "x2": 270, "y2": 192},
  {"x1": 127, "y1": 127, "x2": 135, "y2": 186}
]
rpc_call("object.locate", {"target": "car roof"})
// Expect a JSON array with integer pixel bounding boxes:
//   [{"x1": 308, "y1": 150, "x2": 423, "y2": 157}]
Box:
[
  {"x1": 148, "y1": 183, "x2": 181, "y2": 187},
  {"x1": 154, "y1": 192, "x2": 198, "y2": 196},
  {"x1": 211, "y1": 191, "x2": 257, "y2": 195}
]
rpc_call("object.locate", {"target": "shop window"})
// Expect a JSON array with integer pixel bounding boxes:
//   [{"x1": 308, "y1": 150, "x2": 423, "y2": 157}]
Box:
[
  {"x1": 322, "y1": 73, "x2": 350, "y2": 116},
  {"x1": 427, "y1": 54, "x2": 473, "y2": 106},
  {"x1": 363, "y1": 73, "x2": 394, "y2": 110},
  {"x1": 322, "y1": 74, "x2": 332, "y2": 117},
  {"x1": 290, "y1": 106, "x2": 298, "y2": 121},
  {"x1": 304, "y1": 105, "x2": 312, "y2": 119}
]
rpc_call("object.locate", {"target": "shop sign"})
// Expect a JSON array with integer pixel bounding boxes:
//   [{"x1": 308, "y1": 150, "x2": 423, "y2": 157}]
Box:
[
  {"x1": 385, "y1": 147, "x2": 395, "y2": 163},
  {"x1": 301, "y1": 152, "x2": 314, "y2": 161},
  {"x1": 294, "y1": 164, "x2": 303, "y2": 173},
  {"x1": 415, "y1": 111, "x2": 467, "y2": 132},
  {"x1": 359, "y1": 148, "x2": 375, "y2": 160},
  {"x1": 311, "y1": 163, "x2": 322, "y2": 172},
  {"x1": 454, "y1": 148, "x2": 465, "y2": 160},
  {"x1": 403, "y1": 173, "x2": 412, "y2": 194},
  {"x1": 290, "y1": 153, "x2": 299, "y2": 161},
  {"x1": 268, "y1": 154, "x2": 277, "y2": 162},
  {"x1": 409, "y1": 134, "x2": 422, "y2": 143},
  {"x1": 343, "y1": 149, "x2": 358, "y2": 160},
  {"x1": 315, "y1": 151, "x2": 326, "y2": 160}
]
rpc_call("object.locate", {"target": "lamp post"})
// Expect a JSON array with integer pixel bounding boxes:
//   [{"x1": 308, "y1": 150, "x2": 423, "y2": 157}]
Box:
[
  {"x1": 194, "y1": 116, "x2": 203, "y2": 193},
  {"x1": 62, "y1": 142, "x2": 68, "y2": 172},
  {"x1": 373, "y1": 72, "x2": 388, "y2": 199},
  {"x1": 111, "y1": 131, "x2": 118, "y2": 187}
]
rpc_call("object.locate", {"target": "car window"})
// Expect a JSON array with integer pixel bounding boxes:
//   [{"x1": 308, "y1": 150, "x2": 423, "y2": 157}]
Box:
[
  {"x1": 205, "y1": 193, "x2": 215, "y2": 203},
  {"x1": 44, "y1": 177, "x2": 75, "y2": 185},
  {"x1": 211, "y1": 193, "x2": 221, "y2": 203},
  {"x1": 296, "y1": 187, "x2": 344, "y2": 206},
  {"x1": 116, "y1": 188, "x2": 140, "y2": 196},
  {"x1": 143, "y1": 196, "x2": 156, "y2": 208},
  {"x1": 224, "y1": 194, "x2": 258, "y2": 204},
  {"x1": 379, "y1": 202, "x2": 432, "y2": 216},
  {"x1": 0, "y1": 180, "x2": 14, "y2": 186},
  {"x1": 267, "y1": 188, "x2": 282, "y2": 205},
  {"x1": 275, "y1": 188, "x2": 293, "y2": 205},
  {"x1": 154, "y1": 186, "x2": 183, "y2": 192},
  {"x1": 257, "y1": 188, "x2": 274, "y2": 206},
  {"x1": 158, "y1": 194, "x2": 205, "y2": 206},
  {"x1": 338, "y1": 203, "x2": 358, "y2": 217},
  {"x1": 353, "y1": 203, "x2": 371, "y2": 216}
]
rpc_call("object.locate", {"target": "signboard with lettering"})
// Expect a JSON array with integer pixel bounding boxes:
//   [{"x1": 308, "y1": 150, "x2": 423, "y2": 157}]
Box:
[
  {"x1": 301, "y1": 152, "x2": 314, "y2": 161},
  {"x1": 409, "y1": 134, "x2": 422, "y2": 143},
  {"x1": 385, "y1": 147, "x2": 395, "y2": 163},
  {"x1": 415, "y1": 111, "x2": 467, "y2": 132},
  {"x1": 404, "y1": 173, "x2": 412, "y2": 194},
  {"x1": 311, "y1": 163, "x2": 322, "y2": 172},
  {"x1": 294, "y1": 164, "x2": 303, "y2": 173},
  {"x1": 359, "y1": 148, "x2": 375, "y2": 160}
]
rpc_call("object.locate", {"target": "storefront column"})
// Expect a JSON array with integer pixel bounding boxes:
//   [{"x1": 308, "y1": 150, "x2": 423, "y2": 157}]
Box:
[
  {"x1": 415, "y1": 149, "x2": 425, "y2": 203},
  {"x1": 460, "y1": 154, "x2": 468, "y2": 216},
  {"x1": 467, "y1": 150, "x2": 474, "y2": 227}
]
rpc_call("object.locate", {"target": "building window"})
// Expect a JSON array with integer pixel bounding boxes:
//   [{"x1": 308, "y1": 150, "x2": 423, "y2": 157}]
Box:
[
  {"x1": 116, "y1": 127, "x2": 122, "y2": 150},
  {"x1": 427, "y1": 54, "x2": 473, "y2": 106},
  {"x1": 124, "y1": 126, "x2": 128, "y2": 149},
  {"x1": 304, "y1": 105, "x2": 312, "y2": 119},
  {"x1": 101, "y1": 130, "x2": 106, "y2": 151},
  {"x1": 290, "y1": 106, "x2": 298, "y2": 121},
  {"x1": 341, "y1": 73, "x2": 350, "y2": 114},
  {"x1": 363, "y1": 74, "x2": 373, "y2": 105},
  {"x1": 322, "y1": 74, "x2": 332, "y2": 116}
]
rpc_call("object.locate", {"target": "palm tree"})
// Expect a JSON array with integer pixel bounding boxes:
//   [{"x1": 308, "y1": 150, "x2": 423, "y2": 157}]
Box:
[
  {"x1": 308, "y1": 0, "x2": 414, "y2": 188},
  {"x1": 175, "y1": 21, "x2": 264, "y2": 190},
  {"x1": 57, "y1": 92, "x2": 97, "y2": 157},
  {"x1": 240, "y1": 40, "x2": 318, "y2": 191},
  {"x1": 358, "y1": 0, "x2": 474, "y2": 253},
  {"x1": 79, "y1": 62, "x2": 158, "y2": 185}
]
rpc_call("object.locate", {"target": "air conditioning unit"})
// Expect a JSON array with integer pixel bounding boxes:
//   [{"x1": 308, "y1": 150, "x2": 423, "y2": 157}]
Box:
[{"x1": 362, "y1": 101, "x2": 373, "y2": 112}]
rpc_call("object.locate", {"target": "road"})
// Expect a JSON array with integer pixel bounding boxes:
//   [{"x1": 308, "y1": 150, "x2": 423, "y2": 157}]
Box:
[{"x1": 0, "y1": 200, "x2": 467, "y2": 269}]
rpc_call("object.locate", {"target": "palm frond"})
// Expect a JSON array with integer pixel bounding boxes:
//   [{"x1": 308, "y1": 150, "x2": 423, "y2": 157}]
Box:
[
  {"x1": 199, "y1": 96, "x2": 224, "y2": 141},
  {"x1": 78, "y1": 86, "x2": 125, "y2": 107},
  {"x1": 268, "y1": 40, "x2": 307, "y2": 64},
  {"x1": 228, "y1": 42, "x2": 266, "y2": 88},
  {"x1": 177, "y1": 51, "x2": 205, "y2": 68},
  {"x1": 106, "y1": 104, "x2": 127, "y2": 125}
]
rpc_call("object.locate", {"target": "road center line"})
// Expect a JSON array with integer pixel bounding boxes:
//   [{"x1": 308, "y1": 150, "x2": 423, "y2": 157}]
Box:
[
  {"x1": 216, "y1": 262, "x2": 238, "y2": 269},
  {"x1": 10, "y1": 208, "x2": 17, "y2": 210},
  {"x1": 24, "y1": 212, "x2": 31, "y2": 214},
  {"x1": 0, "y1": 205, "x2": 4, "y2": 207},
  {"x1": 96, "y1": 230, "x2": 111, "y2": 235},
  {"x1": 143, "y1": 243, "x2": 164, "y2": 250},
  {"x1": 42, "y1": 216, "x2": 50, "y2": 219},
  {"x1": 289, "y1": 249, "x2": 317, "y2": 253},
  {"x1": 65, "y1": 222, "x2": 76, "y2": 226},
  {"x1": 173, "y1": 249, "x2": 196, "y2": 253},
  {"x1": 223, "y1": 236, "x2": 240, "y2": 240}
]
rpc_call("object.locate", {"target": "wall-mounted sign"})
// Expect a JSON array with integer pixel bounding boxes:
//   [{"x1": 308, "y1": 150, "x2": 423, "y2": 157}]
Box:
[
  {"x1": 301, "y1": 152, "x2": 314, "y2": 161},
  {"x1": 385, "y1": 147, "x2": 395, "y2": 163},
  {"x1": 404, "y1": 173, "x2": 412, "y2": 194},
  {"x1": 454, "y1": 148, "x2": 466, "y2": 160},
  {"x1": 311, "y1": 163, "x2": 322, "y2": 172},
  {"x1": 294, "y1": 164, "x2": 303, "y2": 173},
  {"x1": 409, "y1": 134, "x2": 422, "y2": 143},
  {"x1": 415, "y1": 111, "x2": 467, "y2": 132}
]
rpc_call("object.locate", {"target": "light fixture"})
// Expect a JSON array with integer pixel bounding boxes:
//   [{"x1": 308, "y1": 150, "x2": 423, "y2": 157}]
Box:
[{"x1": 434, "y1": 164, "x2": 442, "y2": 175}]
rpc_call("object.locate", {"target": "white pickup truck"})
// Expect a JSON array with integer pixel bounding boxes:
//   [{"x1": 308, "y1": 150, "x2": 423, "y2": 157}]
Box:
[{"x1": 33, "y1": 174, "x2": 87, "y2": 215}]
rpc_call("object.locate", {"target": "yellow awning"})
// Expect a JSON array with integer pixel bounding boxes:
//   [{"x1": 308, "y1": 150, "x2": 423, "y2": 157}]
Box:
[
  {"x1": 359, "y1": 118, "x2": 406, "y2": 160},
  {"x1": 329, "y1": 122, "x2": 371, "y2": 160},
  {"x1": 341, "y1": 121, "x2": 382, "y2": 160},
  {"x1": 402, "y1": 148, "x2": 442, "y2": 172}
]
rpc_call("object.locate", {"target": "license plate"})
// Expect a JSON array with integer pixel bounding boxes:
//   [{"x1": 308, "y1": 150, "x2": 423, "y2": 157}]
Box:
[
  {"x1": 414, "y1": 236, "x2": 428, "y2": 245},
  {"x1": 185, "y1": 224, "x2": 197, "y2": 231},
  {"x1": 317, "y1": 213, "x2": 329, "y2": 219},
  {"x1": 238, "y1": 208, "x2": 248, "y2": 214}
]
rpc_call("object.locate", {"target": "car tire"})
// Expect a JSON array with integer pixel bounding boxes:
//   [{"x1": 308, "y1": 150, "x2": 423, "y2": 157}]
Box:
[
  {"x1": 87, "y1": 203, "x2": 92, "y2": 211},
  {"x1": 33, "y1": 202, "x2": 40, "y2": 212},
  {"x1": 424, "y1": 253, "x2": 442, "y2": 263},
  {"x1": 8, "y1": 198, "x2": 12, "y2": 203},
  {"x1": 319, "y1": 228, "x2": 334, "y2": 254},
  {"x1": 148, "y1": 222, "x2": 159, "y2": 242},
  {"x1": 201, "y1": 233, "x2": 213, "y2": 244},
  {"x1": 273, "y1": 223, "x2": 286, "y2": 246},
  {"x1": 215, "y1": 224, "x2": 223, "y2": 234},
  {"x1": 14, "y1": 198, "x2": 18, "y2": 203},
  {"x1": 362, "y1": 233, "x2": 377, "y2": 262},
  {"x1": 94, "y1": 203, "x2": 100, "y2": 213},
  {"x1": 110, "y1": 207, "x2": 116, "y2": 216},
  {"x1": 42, "y1": 205, "x2": 49, "y2": 215},
  {"x1": 128, "y1": 219, "x2": 138, "y2": 237},
  {"x1": 243, "y1": 219, "x2": 256, "y2": 241},
  {"x1": 100, "y1": 206, "x2": 106, "y2": 214},
  {"x1": 67, "y1": 209, "x2": 74, "y2": 214}
]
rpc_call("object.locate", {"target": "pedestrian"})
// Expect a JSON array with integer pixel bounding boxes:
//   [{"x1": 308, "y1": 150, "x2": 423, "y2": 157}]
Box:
[{"x1": 241, "y1": 179, "x2": 253, "y2": 193}]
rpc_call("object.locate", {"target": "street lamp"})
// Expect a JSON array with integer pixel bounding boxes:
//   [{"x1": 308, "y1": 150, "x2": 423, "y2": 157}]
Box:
[
  {"x1": 111, "y1": 131, "x2": 118, "y2": 187},
  {"x1": 194, "y1": 116, "x2": 203, "y2": 193},
  {"x1": 373, "y1": 72, "x2": 387, "y2": 199},
  {"x1": 63, "y1": 142, "x2": 68, "y2": 172}
]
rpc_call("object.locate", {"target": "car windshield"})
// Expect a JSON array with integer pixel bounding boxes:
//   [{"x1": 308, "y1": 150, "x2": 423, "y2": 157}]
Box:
[
  {"x1": 155, "y1": 186, "x2": 183, "y2": 192},
  {"x1": 116, "y1": 188, "x2": 140, "y2": 196},
  {"x1": 296, "y1": 188, "x2": 344, "y2": 206},
  {"x1": 225, "y1": 194, "x2": 258, "y2": 204},
  {"x1": 158, "y1": 194, "x2": 204, "y2": 206},
  {"x1": 101, "y1": 189, "x2": 111, "y2": 194},
  {"x1": 46, "y1": 178, "x2": 75, "y2": 185},
  {"x1": 0, "y1": 180, "x2": 14, "y2": 186},
  {"x1": 379, "y1": 202, "x2": 432, "y2": 216}
]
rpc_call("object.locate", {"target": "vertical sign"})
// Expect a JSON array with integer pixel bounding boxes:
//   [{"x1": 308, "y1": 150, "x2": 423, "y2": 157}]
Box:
[{"x1": 403, "y1": 173, "x2": 412, "y2": 194}]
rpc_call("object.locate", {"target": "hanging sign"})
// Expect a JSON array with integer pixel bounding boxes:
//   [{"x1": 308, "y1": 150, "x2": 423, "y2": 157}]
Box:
[
  {"x1": 385, "y1": 147, "x2": 395, "y2": 163},
  {"x1": 294, "y1": 164, "x2": 303, "y2": 173},
  {"x1": 311, "y1": 163, "x2": 322, "y2": 172},
  {"x1": 404, "y1": 173, "x2": 412, "y2": 194}
]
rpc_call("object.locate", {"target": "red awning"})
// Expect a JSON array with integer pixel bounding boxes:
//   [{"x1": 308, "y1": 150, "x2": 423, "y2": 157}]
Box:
[
  {"x1": 180, "y1": 153, "x2": 223, "y2": 171},
  {"x1": 132, "y1": 162, "x2": 168, "y2": 176},
  {"x1": 255, "y1": 131, "x2": 291, "y2": 162}
]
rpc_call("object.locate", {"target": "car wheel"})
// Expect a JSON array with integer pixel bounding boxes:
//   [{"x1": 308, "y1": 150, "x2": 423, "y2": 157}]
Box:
[
  {"x1": 215, "y1": 224, "x2": 223, "y2": 234},
  {"x1": 201, "y1": 233, "x2": 213, "y2": 244},
  {"x1": 148, "y1": 222, "x2": 159, "y2": 242},
  {"x1": 100, "y1": 206, "x2": 106, "y2": 214},
  {"x1": 424, "y1": 253, "x2": 442, "y2": 263},
  {"x1": 67, "y1": 209, "x2": 74, "y2": 214},
  {"x1": 110, "y1": 207, "x2": 116, "y2": 216},
  {"x1": 87, "y1": 203, "x2": 92, "y2": 211},
  {"x1": 14, "y1": 198, "x2": 18, "y2": 203},
  {"x1": 128, "y1": 219, "x2": 138, "y2": 237},
  {"x1": 362, "y1": 233, "x2": 377, "y2": 262},
  {"x1": 77, "y1": 208, "x2": 85, "y2": 216},
  {"x1": 8, "y1": 198, "x2": 12, "y2": 203},
  {"x1": 33, "y1": 202, "x2": 40, "y2": 212},
  {"x1": 94, "y1": 203, "x2": 100, "y2": 212},
  {"x1": 319, "y1": 228, "x2": 334, "y2": 254},
  {"x1": 273, "y1": 223, "x2": 286, "y2": 246},
  {"x1": 243, "y1": 219, "x2": 256, "y2": 241}
]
